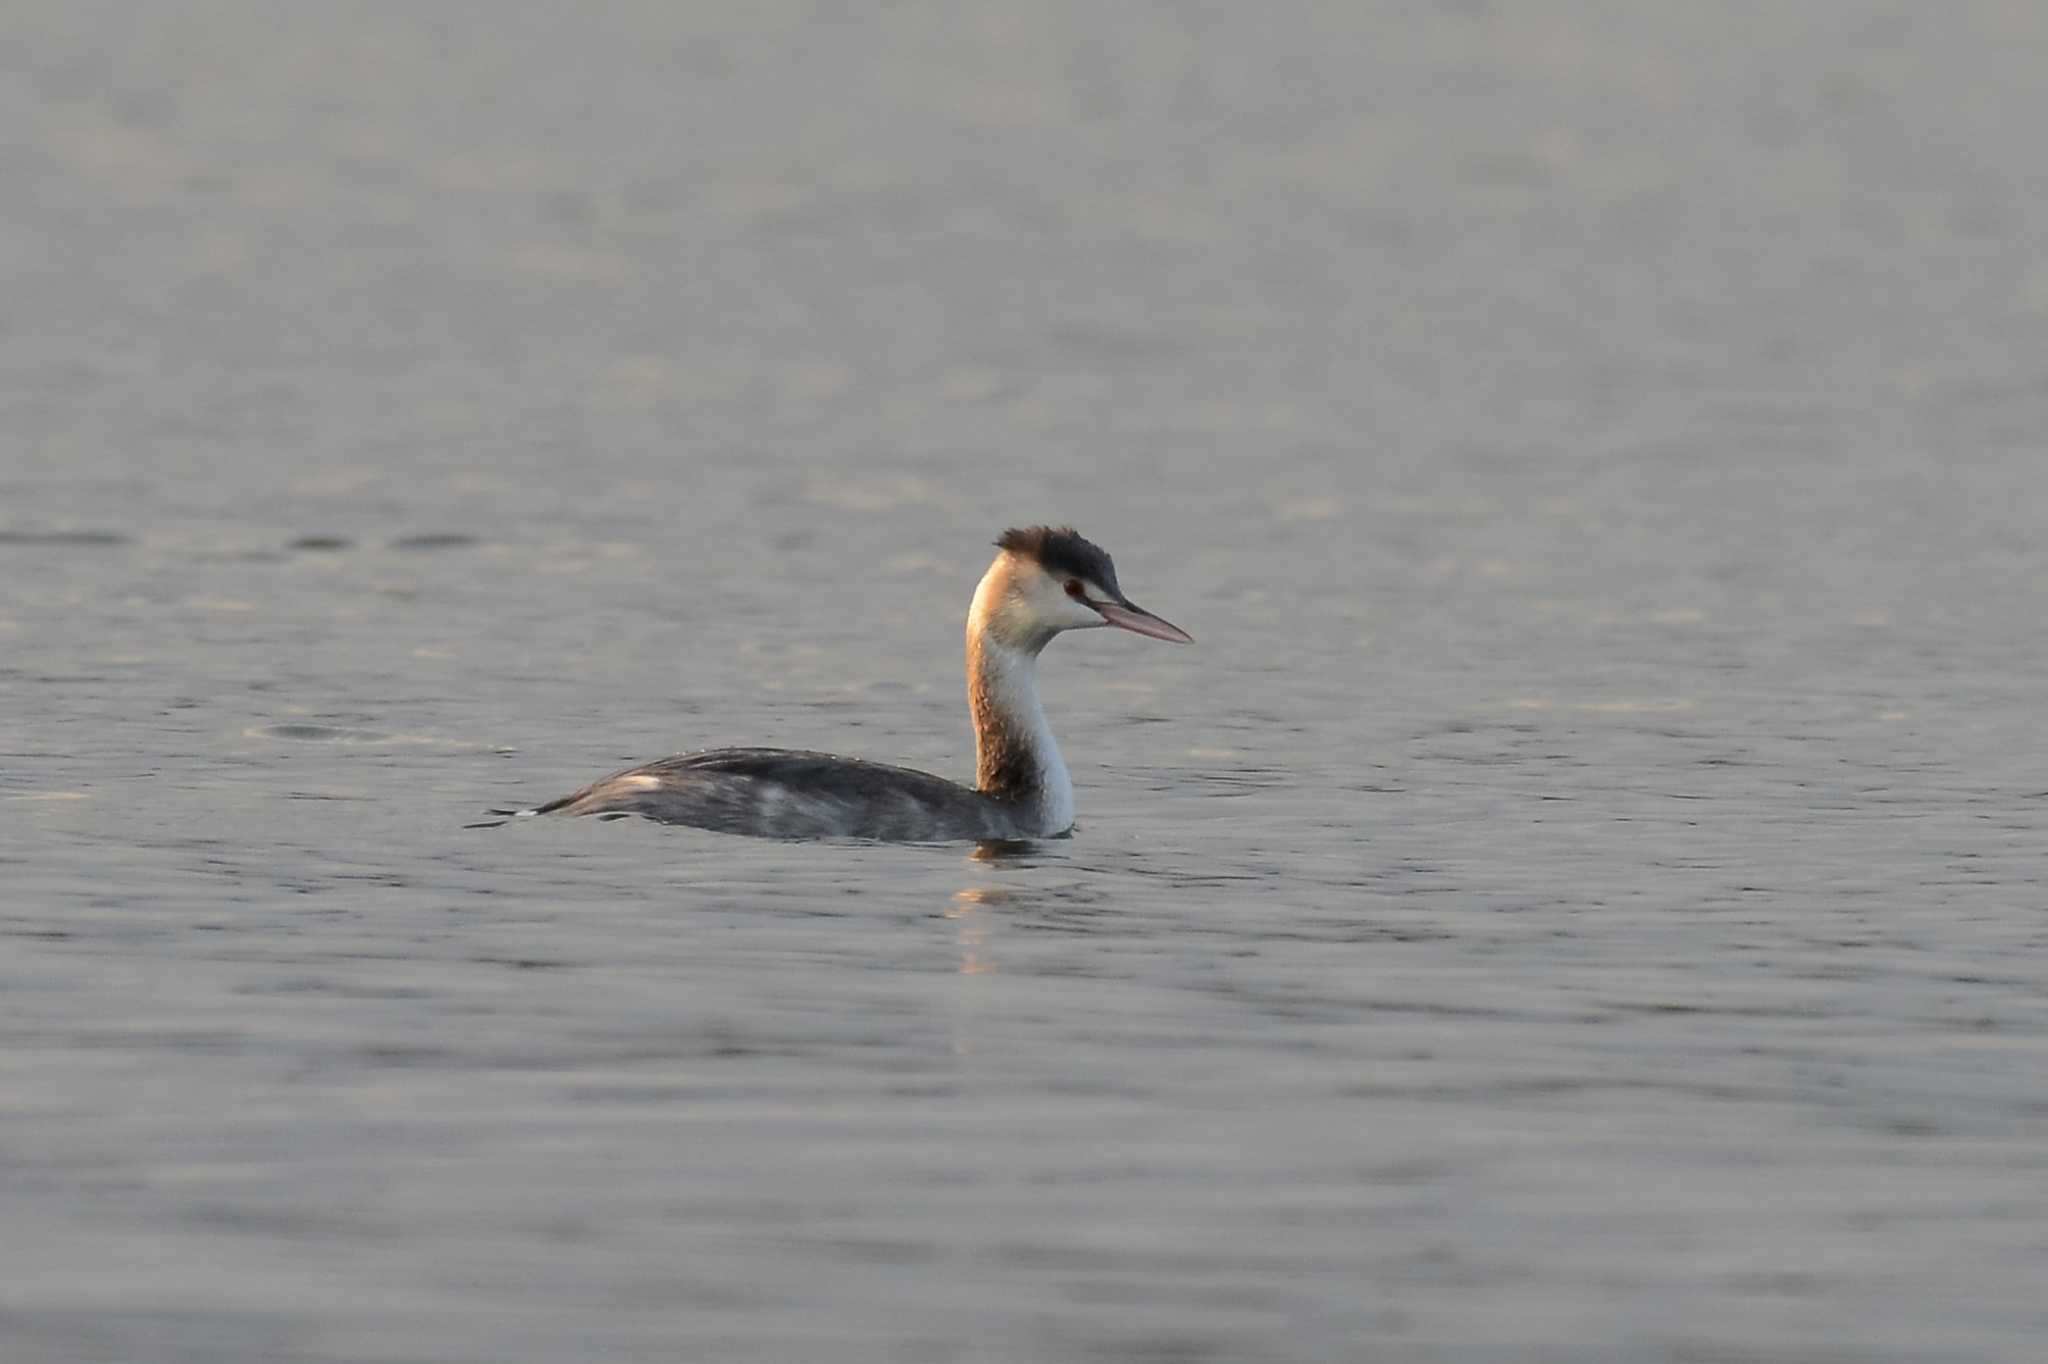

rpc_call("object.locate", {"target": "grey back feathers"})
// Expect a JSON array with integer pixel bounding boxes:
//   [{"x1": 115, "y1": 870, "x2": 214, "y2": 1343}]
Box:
[
  {"x1": 531, "y1": 749, "x2": 1031, "y2": 840},
  {"x1": 995, "y1": 525, "x2": 1122, "y2": 598}
]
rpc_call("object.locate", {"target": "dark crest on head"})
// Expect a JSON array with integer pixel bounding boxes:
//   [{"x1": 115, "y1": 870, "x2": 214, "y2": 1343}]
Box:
[{"x1": 996, "y1": 525, "x2": 1121, "y2": 597}]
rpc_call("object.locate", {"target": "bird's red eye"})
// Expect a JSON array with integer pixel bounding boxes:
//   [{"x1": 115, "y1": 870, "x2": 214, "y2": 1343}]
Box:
[{"x1": 1064, "y1": 579, "x2": 1085, "y2": 598}]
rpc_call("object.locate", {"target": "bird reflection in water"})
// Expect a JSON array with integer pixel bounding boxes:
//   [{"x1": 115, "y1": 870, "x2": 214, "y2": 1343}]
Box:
[{"x1": 947, "y1": 887, "x2": 1008, "y2": 976}]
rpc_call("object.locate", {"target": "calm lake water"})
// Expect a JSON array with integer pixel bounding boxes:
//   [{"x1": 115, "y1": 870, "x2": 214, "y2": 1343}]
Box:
[{"x1": 6, "y1": 4, "x2": 2047, "y2": 1361}]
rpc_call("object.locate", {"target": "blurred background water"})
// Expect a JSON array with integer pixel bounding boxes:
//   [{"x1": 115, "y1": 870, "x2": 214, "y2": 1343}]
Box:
[{"x1": 4, "y1": 3, "x2": 2047, "y2": 1361}]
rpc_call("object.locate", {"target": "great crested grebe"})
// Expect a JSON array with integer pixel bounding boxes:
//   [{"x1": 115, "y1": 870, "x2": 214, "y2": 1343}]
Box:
[{"x1": 490, "y1": 527, "x2": 1191, "y2": 841}]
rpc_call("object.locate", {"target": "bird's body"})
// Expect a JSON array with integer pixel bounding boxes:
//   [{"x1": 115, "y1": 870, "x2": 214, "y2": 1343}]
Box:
[
  {"x1": 526, "y1": 748, "x2": 1042, "y2": 841},
  {"x1": 495, "y1": 527, "x2": 1190, "y2": 842}
]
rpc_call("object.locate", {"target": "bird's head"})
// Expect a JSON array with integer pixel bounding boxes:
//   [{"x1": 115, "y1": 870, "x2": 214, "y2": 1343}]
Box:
[{"x1": 972, "y1": 526, "x2": 1193, "y2": 653}]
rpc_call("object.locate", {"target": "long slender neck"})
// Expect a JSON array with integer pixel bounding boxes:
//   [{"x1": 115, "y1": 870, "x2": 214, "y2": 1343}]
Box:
[{"x1": 966, "y1": 569, "x2": 1075, "y2": 834}]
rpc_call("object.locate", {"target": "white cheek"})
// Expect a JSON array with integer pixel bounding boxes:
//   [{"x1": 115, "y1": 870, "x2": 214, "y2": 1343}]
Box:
[{"x1": 1066, "y1": 599, "x2": 1107, "y2": 629}]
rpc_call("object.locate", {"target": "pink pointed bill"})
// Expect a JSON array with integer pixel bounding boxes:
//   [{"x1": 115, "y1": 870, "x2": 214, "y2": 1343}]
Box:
[{"x1": 1093, "y1": 598, "x2": 1194, "y2": 643}]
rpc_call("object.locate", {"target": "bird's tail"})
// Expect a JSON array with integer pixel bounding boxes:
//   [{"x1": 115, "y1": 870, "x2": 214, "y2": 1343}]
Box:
[{"x1": 464, "y1": 805, "x2": 537, "y2": 830}]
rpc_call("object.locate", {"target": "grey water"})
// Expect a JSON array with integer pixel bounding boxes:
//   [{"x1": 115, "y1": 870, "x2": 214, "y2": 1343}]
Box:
[{"x1": 5, "y1": 3, "x2": 2047, "y2": 1361}]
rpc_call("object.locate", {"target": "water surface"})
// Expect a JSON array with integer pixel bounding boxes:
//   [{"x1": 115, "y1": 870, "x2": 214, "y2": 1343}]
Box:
[{"x1": 5, "y1": 4, "x2": 2047, "y2": 1361}]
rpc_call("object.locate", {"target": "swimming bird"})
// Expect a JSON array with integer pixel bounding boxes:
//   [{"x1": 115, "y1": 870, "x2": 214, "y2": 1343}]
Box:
[{"x1": 491, "y1": 527, "x2": 1191, "y2": 841}]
